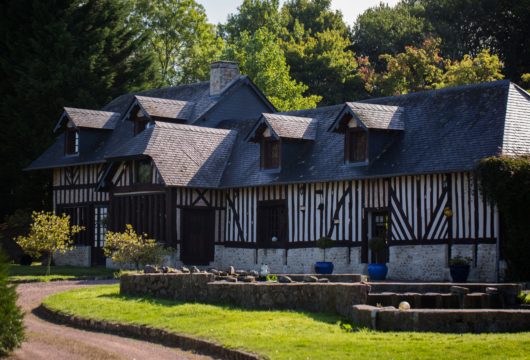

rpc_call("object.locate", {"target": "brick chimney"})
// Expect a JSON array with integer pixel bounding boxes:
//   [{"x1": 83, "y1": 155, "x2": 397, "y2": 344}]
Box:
[{"x1": 210, "y1": 61, "x2": 240, "y2": 96}]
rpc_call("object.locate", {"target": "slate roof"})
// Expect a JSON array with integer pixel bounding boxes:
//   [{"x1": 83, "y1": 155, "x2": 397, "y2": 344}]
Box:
[
  {"x1": 254, "y1": 113, "x2": 317, "y2": 140},
  {"x1": 220, "y1": 80, "x2": 526, "y2": 187},
  {"x1": 54, "y1": 107, "x2": 120, "y2": 131},
  {"x1": 134, "y1": 95, "x2": 195, "y2": 121},
  {"x1": 106, "y1": 122, "x2": 236, "y2": 188},
  {"x1": 344, "y1": 102, "x2": 404, "y2": 130},
  {"x1": 26, "y1": 75, "x2": 270, "y2": 170}
]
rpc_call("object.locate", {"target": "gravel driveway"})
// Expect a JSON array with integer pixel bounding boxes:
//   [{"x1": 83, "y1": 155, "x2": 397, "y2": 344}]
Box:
[{"x1": 8, "y1": 280, "x2": 212, "y2": 360}]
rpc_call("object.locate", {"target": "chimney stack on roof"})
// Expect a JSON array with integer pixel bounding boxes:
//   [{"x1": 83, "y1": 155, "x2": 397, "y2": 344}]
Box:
[{"x1": 210, "y1": 61, "x2": 240, "y2": 96}]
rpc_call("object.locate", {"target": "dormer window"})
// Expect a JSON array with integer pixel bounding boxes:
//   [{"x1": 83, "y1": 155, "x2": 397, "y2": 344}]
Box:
[
  {"x1": 134, "y1": 159, "x2": 152, "y2": 184},
  {"x1": 345, "y1": 128, "x2": 367, "y2": 163},
  {"x1": 65, "y1": 124, "x2": 79, "y2": 155},
  {"x1": 133, "y1": 109, "x2": 150, "y2": 135},
  {"x1": 260, "y1": 127, "x2": 280, "y2": 170}
]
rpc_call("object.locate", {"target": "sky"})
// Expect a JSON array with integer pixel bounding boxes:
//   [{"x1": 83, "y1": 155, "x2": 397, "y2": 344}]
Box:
[{"x1": 196, "y1": 0, "x2": 401, "y2": 25}]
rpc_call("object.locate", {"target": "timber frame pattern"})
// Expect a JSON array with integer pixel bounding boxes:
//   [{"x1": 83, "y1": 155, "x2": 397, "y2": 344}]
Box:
[{"x1": 28, "y1": 62, "x2": 530, "y2": 280}]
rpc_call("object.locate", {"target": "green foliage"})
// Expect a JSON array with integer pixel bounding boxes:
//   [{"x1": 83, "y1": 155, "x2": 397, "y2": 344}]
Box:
[
  {"x1": 367, "y1": 38, "x2": 504, "y2": 96},
  {"x1": 522, "y1": 74, "x2": 530, "y2": 92},
  {"x1": 135, "y1": 0, "x2": 224, "y2": 85},
  {"x1": 517, "y1": 291, "x2": 530, "y2": 305},
  {"x1": 368, "y1": 236, "x2": 387, "y2": 264},
  {"x1": 284, "y1": 29, "x2": 368, "y2": 105},
  {"x1": 16, "y1": 211, "x2": 84, "y2": 276},
  {"x1": 0, "y1": 248, "x2": 24, "y2": 356},
  {"x1": 448, "y1": 255, "x2": 472, "y2": 267},
  {"x1": 475, "y1": 156, "x2": 530, "y2": 280},
  {"x1": 44, "y1": 285, "x2": 530, "y2": 360},
  {"x1": 352, "y1": 2, "x2": 428, "y2": 70},
  {"x1": 103, "y1": 224, "x2": 171, "y2": 270},
  {"x1": 220, "y1": 0, "x2": 283, "y2": 40},
  {"x1": 224, "y1": 28, "x2": 321, "y2": 111},
  {"x1": 316, "y1": 236, "x2": 333, "y2": 249},
  {"x1": 0, "y1": 0, "x2": 158, "y2": 219},
  {"x1": 265, "y1": 274, "x2": 278, "y2": 282},
  {"x1": 281, "y1": 0, "x2": 349, "y2": 37}
]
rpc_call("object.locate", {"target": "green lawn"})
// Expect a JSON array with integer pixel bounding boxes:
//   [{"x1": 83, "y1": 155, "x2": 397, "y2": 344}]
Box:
[
  {"x1": 43, "y1": 285, "x2": 530, "y2": 360},
  {"x1": 8, "y1": 264, "x2": 115, "y2": 282}
]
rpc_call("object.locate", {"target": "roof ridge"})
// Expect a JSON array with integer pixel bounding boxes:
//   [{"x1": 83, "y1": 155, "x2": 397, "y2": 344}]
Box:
[
  {"x1": 64, "y1": 107, "x2": 119, "y2": 115},
  {"x1": 362, "y1": 80, "x2": 511, "y2": 104},
  {"x1": 154, "y1": 121, "x2": 232, "y2": 135},
  {"x1": 135, "y1": 95, "x2": 194, "y2": 105}
]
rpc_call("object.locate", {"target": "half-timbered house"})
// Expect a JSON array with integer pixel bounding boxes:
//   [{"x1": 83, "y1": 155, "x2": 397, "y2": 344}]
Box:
[{"x1": 27, "y1": 62, "x2": 530, "y2": 281}]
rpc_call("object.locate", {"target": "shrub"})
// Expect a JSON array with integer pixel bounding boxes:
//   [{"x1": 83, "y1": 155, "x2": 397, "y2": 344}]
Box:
[
  {"x1": 476, "y1": 156, "x2": 530, "y2": 280},
  {"x1": 368, "y1": 237, "x2": 387, "y2": 264},
  {"x1": 103, "y1": 224, "x2": 171, "y2": 270},
  {"x1": 0, "y1": 248, "x2": 24, "y2": 356},
  {"x1": 16, "y1": 211, "x2": 84, "y2": 275},
  {"x1": 449, "y1": 255, "x2": 472, "y2": 267}
]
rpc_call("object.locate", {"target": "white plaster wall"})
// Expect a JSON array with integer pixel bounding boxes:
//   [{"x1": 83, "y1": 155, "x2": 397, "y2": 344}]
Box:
[{"x1": 54, "y1": 246, "x2": 91, "y2": 267}]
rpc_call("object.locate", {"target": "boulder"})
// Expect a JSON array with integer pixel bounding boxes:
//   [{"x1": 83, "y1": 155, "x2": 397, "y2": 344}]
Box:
[
  {"x1": 317, "y1": 278, "x2": 330, "y2": 283},
  {"x1": 278, "y1": 275, "x2": 293, "y2": 283},
  {"x1": 225, "y1": 276, "x2": 238, "y2": 283},
  {"x1": 144, "y1": 265, "x2": 158, "y2": 274},
  {"x1": 227, "y1": 266, "x2": 236, "y2": 275},
  {"x1": 161, "y1": 266, "x2": 169, "y2": 274},
  {"x1": 209, "y1": 269, "x2": 220, "y2": 275},
  {"x1": 190, "y1": 266, "x2": 200, "y2": 273},
  {"x1": 249, "y1": 270, "x2": 259, "y2": 277},
  {"x1": 240, "y1": 276, "x2": 256, "y2": 283},
  {"x1": 303, "y1": 276, "x2": 318, "y2": 283},
  {"x1": 236, "y1": 270, "x2": 248, "y2": 276},
  {"x1": 181, "y1": 266, "x2": 190, "y2": 273},
  {"x1": 450, "y1": 286, "x2": 470, "y2": 295}
]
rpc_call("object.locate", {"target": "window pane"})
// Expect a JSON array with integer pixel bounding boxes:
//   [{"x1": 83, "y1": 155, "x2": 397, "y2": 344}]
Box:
[
  {"x1": 136, "y1": 160, "x2": 152, "y2": 183},
  {"x1": 262, "y1": 139, "x2": 280, "y2": 169},
  {"x1": 349, "y1": 130, "x2": 367, "y2": 162}
]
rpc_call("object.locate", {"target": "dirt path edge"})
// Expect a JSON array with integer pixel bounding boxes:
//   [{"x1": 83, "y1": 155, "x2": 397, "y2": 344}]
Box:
[{"x1": 33, "y1": 304, "x2": 260, "y2": 360}]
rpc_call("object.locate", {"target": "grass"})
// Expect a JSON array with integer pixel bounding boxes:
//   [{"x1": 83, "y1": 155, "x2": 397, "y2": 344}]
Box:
[
  {"x1": 8, "y1": 263, "x2": 116, "y2": 282},
  {"x1": 43, "y1": 285, "x2": 530, "y2": 360}
]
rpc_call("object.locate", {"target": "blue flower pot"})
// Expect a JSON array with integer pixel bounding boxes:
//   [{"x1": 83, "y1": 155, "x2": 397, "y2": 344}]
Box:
[
  {"x1": 450, "y1": 265, "x2": 470, "y2": 283},
  {"x1": 314, "y1": 261, "x2": 334, "y2": 274},
  {"x1": 368, "y1": 263, "x2": 388, "y2": 281}
]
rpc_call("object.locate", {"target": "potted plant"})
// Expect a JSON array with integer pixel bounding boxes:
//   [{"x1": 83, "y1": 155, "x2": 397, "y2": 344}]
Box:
[
  {"x1": 449, "y1": 255, "x2": 471, "y2": 282},
  {"x1": 367, "y1": 237, "x2": 388, "y2": 281},
  {"x1": 314, "y1": 236, "x2": 334, "y2": 274}
]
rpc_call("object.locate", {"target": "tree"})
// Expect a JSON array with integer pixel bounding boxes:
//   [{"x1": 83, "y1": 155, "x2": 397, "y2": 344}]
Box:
[
  {"x1": 522, "y1": 74, "x2": 530, "y2": 92},
  {"x1": 225, "y1": 28, "x2": 321, "y2": 111},
  {"x1": 366, "y1": 38, "x2": 504, "y2": 96},
  {"x1": 441, "y1": 49, "x2": 504, "y2": 87},
  {"x1": 103, "y1": 224, "x2": 170, "y2": 270},
  {"x1": 284, "y1": 29, "x2": 368, "y2": 104},
  {"x1": 352, "y1": 2, "x2": 428, "y2": 70},
  {"x1": 0, "y1": 0, "x2": 158, "y2": 219},
  {"x1": 16, "y1": 211, "x2": 84, "y2": 275},
  {"x1": 219, "y1": 0, "x2": 282, "y2": 40},
  {"x1": 281, "y1": 0, "x2": 349, "y2": 37},
  {"x1": 135, "y1": 0, "x2": 224, "y2": 85},
  {"x1": 0, "y1": 248, "x2": 24, "y2": 356}
]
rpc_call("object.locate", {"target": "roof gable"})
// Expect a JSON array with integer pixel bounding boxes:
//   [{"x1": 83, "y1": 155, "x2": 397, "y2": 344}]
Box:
[
  {"x1": 329, "y1": 102, "x2": 404, "y2": 132},
  {"x1": 131, "y1": 95, "x2": 195, "y2": 121},
  {"x1": 247, "y1": 113, "x2": 317, "y2": 142},
  {"x1": 54, "y1": 107, "x2": 120, "y2": 132}
]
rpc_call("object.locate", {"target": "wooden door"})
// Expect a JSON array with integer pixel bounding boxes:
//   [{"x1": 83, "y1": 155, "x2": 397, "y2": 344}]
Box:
[
  {"x1": 370, "y1": 211, "x2": 389, "y2": 263},
  {"x1": 181, "y1": 208, "x2": 215, "y2": 265},
  {"x1": 257, "y1": 200, "x2": 288, "y2": 247},
  {"x1": 91, "y1": 205, "x2": 107, "y2": 266}
]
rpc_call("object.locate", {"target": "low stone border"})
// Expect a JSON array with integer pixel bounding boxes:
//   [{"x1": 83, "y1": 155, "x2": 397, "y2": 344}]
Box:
[
  {"x1": 351, "y1": 305, "x2": 530, "y2": 333},
  {"x1": 9, "y1": 275, "x2": 114, "y2": 284},
  {"x1": 34, "y1": 304, "x2": 260, "y2": 360}
]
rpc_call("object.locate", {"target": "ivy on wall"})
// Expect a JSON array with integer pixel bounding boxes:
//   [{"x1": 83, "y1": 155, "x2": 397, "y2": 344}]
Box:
[{"x1": 475, "y1": 156, "x2": 530, "y2": 281}]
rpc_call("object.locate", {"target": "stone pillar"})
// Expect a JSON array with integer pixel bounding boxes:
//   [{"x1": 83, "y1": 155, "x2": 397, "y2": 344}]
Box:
[{"x1": 209, "y1": 61, "x2": 240, "y2": 96}]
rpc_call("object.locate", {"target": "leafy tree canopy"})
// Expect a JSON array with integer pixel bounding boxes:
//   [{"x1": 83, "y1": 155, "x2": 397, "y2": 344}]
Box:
[
  {"x1": 220, "y1": 0, "x2": 282, "y2": 40},
  {"x1": 135, "y1": 0, "x2": 224, "y2": 85},
  {"x1": 224, "y1": 28, "x2": 321, "y2": 111},
  {"x1": 281, "y1": 0, "x2": 349, "y2": 36}
]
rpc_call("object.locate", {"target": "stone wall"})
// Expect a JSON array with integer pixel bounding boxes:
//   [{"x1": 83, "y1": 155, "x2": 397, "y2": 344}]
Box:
[
  {"x1": 386, "y1": 244, "x2": 497, "y2": 282},
  {"x1": 351, "y1": 305, "x2": 530, "y2": 333},
  {"x1": 103, "y1": 242, "x2": 498, "y2": 282},
  {"x1": 54, "y1": 246, "x2": 90, "y2": 267},
  {"x1": 120, "y1": 273, "x2": 369, "y2": 317}
]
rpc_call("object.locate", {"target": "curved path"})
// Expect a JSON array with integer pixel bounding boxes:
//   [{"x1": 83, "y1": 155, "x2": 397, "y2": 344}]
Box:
[{"x1": 8, "y1": 280, "x2": 211, "y2": 360}]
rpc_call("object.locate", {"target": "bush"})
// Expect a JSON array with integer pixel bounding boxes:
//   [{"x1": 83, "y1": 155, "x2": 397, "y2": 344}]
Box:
[
  {"x1": 0, "y1": 248, "x2": 24, "y2": 356},
  {"x1": 103, "y1": 224, "x2": 172, "y2": 270},
  {"x1": 476, "y1": 156, "x2": 530, "y2": 281}
]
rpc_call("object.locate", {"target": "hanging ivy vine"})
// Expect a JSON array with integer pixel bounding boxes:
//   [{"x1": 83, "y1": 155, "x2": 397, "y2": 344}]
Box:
[{"x1": 475, "y1": 155, "x2": 530, "y2": 281}]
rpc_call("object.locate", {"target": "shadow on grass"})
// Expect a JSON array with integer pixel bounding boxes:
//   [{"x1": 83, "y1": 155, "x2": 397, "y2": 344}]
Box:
[{"x1": 96, "y1": 292, "x2": 343, "y2": 326}]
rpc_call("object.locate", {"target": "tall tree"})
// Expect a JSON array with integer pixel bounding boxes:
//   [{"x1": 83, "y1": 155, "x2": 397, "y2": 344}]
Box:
[
  {"x1": 224, "y1": 28, "x2": 321, "y2": 111},
  {"x1": 285, "y1": 28, "x2": 367, "y2": 105},
  {"x1": 0, "y1": 0, "x2": 157, "y2": 218},
  {"x1": 365, "y1": 38, "x2": 504, "y2": 96},
  {"x1": 281, "y1": 0, "x2": 349, "y2": 36},
  {"x1": 219, "y1": 0, "x2": 282, "y2": 40},
  {"x1": 352, "y1": 2, "x2": 428, "y2": 70},
  {"x1": 135, "y1": 0, "x2": 224, "y2": 85}
]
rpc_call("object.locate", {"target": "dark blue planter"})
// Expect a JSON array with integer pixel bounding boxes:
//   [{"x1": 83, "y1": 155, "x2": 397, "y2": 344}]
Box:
[
  {"x1": 450, "y1": 265, "x2": 470, "y2": 283},
  {"x1": 314, "y1": 261, "x2": 334, "y2": 274},
  {"x1": 368, "y1": 263, "x2": 388, "y2": 281}
]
